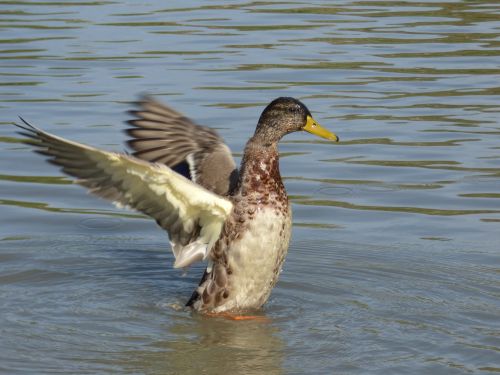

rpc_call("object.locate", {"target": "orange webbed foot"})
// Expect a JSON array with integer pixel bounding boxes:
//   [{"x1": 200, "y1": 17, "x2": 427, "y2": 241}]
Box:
[{"x1": 202, "y1": 311, "x2": 270, "y2": 322}]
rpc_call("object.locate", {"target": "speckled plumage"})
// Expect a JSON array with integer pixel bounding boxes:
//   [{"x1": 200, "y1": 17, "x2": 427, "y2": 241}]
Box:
[
  {"x1": 187, "y1": 141, "x2": 292, "y2": 312},
  {"x1": 13, "y1": 96, "x2": 338, "y2": 314}
]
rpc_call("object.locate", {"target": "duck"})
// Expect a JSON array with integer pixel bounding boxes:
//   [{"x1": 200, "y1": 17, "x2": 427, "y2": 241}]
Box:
[{"x1": 14, "y1": 96, "x2": 339, "y2": 315}]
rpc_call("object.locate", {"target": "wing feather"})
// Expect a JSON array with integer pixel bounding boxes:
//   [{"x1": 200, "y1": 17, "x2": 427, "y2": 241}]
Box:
[
  {"x1": 15, "y1": 119, "x2": 233, "y2": 268},
  {"x1": 126, "y1": 96, "x2": 238, "y2": 196}
]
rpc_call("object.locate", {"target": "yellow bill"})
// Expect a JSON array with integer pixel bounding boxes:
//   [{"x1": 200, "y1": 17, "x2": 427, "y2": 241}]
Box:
[{"x1": 303, "y1": 115, "x2": 339, "y2": 142}]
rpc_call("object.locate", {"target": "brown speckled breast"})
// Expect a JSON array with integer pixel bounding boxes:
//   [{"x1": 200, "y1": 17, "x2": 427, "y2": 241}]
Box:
[{"x1": 187, "y1": 141, "x2": 292, "y2": 312}]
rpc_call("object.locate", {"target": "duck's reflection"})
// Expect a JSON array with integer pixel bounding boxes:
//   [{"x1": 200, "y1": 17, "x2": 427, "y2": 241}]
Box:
[{"x1": 123, "y1": 313, "x2": 284, "y2": 375}]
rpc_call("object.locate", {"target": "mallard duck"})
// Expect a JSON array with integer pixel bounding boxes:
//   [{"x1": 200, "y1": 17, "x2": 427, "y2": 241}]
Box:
[{"x1": 14, "y1": 97, "x2": 338, "y2": 314}]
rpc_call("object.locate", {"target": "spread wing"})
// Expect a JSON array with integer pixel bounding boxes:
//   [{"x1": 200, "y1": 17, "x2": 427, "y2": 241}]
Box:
[
  {"x1": 126, "y1": 96, "x2": 238, "y2": 196},
  {"x1": 15, "y1": 119, "x2": 233, "y2": 269}
]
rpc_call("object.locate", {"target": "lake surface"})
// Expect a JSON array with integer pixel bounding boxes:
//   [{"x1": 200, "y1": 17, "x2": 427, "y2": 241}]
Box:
[{"x1": 1, "y1": 1, "x2": 500, "y2": 373}]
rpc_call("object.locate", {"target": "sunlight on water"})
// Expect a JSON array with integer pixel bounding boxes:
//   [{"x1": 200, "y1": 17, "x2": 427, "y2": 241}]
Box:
[{"x1": 0, "y1": 1, "x2": 499, "y2": 374}]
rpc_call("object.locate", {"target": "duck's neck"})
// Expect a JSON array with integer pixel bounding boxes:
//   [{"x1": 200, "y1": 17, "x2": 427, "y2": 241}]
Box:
[{"x1": 236, "y1": 137, "x2": 286, "y2": 199}]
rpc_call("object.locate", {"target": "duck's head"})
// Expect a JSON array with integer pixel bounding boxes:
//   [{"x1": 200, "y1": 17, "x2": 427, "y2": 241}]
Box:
[{"x1": 253, "y1": 97, "x2": 339, "y2": 145}]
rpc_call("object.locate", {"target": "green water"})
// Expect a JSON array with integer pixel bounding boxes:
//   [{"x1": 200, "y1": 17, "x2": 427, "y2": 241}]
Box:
[{"x1": 0, "y1": 1, "x2": 499, "y2": 374}]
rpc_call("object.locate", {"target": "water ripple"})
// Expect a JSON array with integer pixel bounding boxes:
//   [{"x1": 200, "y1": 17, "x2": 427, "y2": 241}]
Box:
[{"x1": 0, "y1": 0, "x2": 499, "y2": 373}]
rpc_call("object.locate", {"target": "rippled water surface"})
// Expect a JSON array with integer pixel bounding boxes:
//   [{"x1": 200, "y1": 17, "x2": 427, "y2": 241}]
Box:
[{"x1": 1, "y1": 1, "x2": 500, "y2": 374}]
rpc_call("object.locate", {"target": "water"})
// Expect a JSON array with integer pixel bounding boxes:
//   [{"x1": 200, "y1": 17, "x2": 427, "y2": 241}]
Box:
[{"x1": 1, "y1": 1, "x2": 499, "y2": 373}]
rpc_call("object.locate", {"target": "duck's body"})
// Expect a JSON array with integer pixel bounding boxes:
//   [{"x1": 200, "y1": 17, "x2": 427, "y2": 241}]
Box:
[
  {"x1": 188, "y1": 141, "x2": 292, "y2": 311},
  {"x1": 14, "y1": 96, "x2": 338, "y2": 314}
]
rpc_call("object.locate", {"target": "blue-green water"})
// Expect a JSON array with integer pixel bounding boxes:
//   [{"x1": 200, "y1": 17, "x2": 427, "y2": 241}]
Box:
[{"x1": 1, "y1": 1, "x2": 499, "y2": 374}]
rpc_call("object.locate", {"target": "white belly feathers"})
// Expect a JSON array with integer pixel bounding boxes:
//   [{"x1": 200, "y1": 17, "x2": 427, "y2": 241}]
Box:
[{"x1": 214, "y1": 207, "x2": 291, "y2": 312}]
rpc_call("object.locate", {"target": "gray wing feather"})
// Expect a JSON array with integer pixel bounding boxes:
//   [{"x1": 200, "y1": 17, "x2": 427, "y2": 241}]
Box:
[
  {"x1": 14, "y1": 119, "x2": 233, "y2": 268},
  {"x1": 126, "y1": 96, "x2": 238, "y2": 196}
]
